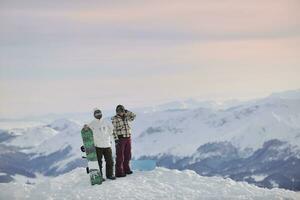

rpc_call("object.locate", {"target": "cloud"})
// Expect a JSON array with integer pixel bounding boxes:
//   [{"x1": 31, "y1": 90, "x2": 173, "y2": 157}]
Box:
[
  {"x1": 0, "y1": 0, "x2": 300, "y2": 117},
  {"x1": 1, "y1": 0, "x2": 300, "y2": 42}
]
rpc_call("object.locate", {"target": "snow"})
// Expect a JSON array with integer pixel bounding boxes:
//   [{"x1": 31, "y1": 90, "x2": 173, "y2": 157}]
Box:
[
  {"x1": 47, "y1": 119, "x2": 79, "y2": 131},
  {"x1": 270, "y1": 89, "x2": 300, "y2": 100},
  {"x1": 270, "y1": 180, "x2": 280, "y2": 188},
  {"x1": 23, "y1": 119, "x2": 82, "y2": 157},
  {"x1": 272, "y1": 111, "x2": 282, "y2": 122},
  {"x1": 50, "y1": 154, "x2": 81, "y2": 171},
  {"x1": 1, "y1": 167, "x2": 299, "y2": 200},
  {"x1": 251, "y1": 174, "x2": 268, "y2": 182},
  {"x1": 2, "y1": 93, "x2": 299, "y2": 171},
  {"x1": 1, "y1": 90, "x2": 300, "y2": 193},
  {"x1": 133, "y1": 97, "x2": 300, "y2": 158},
  {"x1": 7, "y1": 126, "x2": 58, "y2": 148},
  {"x1": 2, "y1": 91, "x2": 300, "y2": 161},
  {"x1": 11, "y1": 172, "x2": 48, "y2": 184}
]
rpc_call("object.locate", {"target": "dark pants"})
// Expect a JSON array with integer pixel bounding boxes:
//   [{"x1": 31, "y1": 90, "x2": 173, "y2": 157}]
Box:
[
  {"x1": 115, "y1": 138, "x2": 132, "y2": 176},
  {"x1": 95, "y1": 147, "x2": 114, "y2": 178}
]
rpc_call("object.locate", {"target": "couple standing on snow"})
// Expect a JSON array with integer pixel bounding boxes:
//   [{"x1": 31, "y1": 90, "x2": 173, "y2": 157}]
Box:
[{"x1": 88, "y1": 105, "x2": 136, "y2": 180}]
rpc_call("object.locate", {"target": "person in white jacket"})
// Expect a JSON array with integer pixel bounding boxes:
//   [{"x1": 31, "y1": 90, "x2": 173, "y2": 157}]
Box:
[{"x1": 88, "y1": 108, "x2": 116, "y2": 180}]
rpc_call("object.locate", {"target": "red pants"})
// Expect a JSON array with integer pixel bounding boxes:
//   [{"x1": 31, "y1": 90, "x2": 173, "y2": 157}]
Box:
[{"x1": 115, "y1": 138, "x2": 132, "y2": 176}]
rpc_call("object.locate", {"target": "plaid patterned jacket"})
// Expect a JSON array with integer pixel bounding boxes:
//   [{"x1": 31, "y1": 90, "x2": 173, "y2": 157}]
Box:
[{"x1": 111, "y1": 111, "x2": 136, "y2": 140}]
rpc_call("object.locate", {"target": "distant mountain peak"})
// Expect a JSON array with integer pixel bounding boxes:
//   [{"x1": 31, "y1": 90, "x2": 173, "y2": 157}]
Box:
[
  {"x1": 269, "y1": 89, "x2": 300, "y2": 100},
  {"x1": 47, "y1": 119, "x2": 80, "y2": 131}
]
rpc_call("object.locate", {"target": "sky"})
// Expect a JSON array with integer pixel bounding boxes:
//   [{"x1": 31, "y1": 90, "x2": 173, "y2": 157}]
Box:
[{"x1": 0, "y1": 0, "x2": 300, "y2": 118}]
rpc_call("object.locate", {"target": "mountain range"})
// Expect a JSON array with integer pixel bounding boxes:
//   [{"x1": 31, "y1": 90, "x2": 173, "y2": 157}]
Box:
[{"x1": 0, "y1": 89, "x2": 300, "y2": 191}]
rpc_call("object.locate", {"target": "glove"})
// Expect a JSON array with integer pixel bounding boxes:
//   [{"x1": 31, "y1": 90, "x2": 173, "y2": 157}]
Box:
[
  {"x1": 83, "y1": 124, "x2": 90, "y2": 131},
  {"x1": 124, "y1": 110, "x2": 129, "y2": 116},
  {"x1": 80, "y1": 145, "x2": 85, "y2": 152}
]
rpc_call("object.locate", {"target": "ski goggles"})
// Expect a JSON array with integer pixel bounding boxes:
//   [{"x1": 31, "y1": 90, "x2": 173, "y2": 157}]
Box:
[{"x1": 94, "y1": 110, "x2": 102, "y2": 118}]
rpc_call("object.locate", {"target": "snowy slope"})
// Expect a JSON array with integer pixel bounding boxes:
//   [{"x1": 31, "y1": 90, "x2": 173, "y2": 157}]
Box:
[
  {"x1": 270, "y1": 89, "x2": 300, "y2": 99},
  {"x1": 0, "y1": 119, "x2": 85, "y2": 179},
  {"x1": 26, "y1": 119, "x2": 82, "y2": 156},
  {"x1": 137, "y1": 98, "x2": 244, "y2": 113},
  {"x1": 24, "y1": 119, "x2": 84, "y2": 173},
  {"x1": 8, "y1": 119, "x2": 79, "y2": 155},
  {"x1": 139, "y1": 99, "x2": 219, "y2": 113},
  {"x1": 133, "y1": 96, "x2": 300, "y2": 158},
  {"x1": 12, "y1": 96, "x2": 298, "y2": 160},
  {"x1": 1, "y1": 167, "x2": 299, "y2": 200},
  {"x1": 3, "y1": 91, "x2": 300, "y2": 160},
  {"x1": 6, "y1": 126, "x2": 58, "y2": 148}
]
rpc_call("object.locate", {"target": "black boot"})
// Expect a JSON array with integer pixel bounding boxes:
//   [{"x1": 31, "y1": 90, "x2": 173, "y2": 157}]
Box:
[
  {"x1": 107, "y1": 176, "x2": 116, "y2": 180},
  {"x1": 125, "y1": 170, "x2": 133, "y2": 175},
  {"x1": 116, "y1": 174, "x2": 126, "y2": 178}
]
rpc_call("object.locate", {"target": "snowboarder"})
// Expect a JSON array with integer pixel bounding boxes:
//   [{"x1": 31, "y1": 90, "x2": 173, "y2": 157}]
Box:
[
  {"x1": 111, "y1": 105, "x2": 136, "y2": 177},
  {"x1": 88, "y1": 108, "x2": 116, "y2": 180}
]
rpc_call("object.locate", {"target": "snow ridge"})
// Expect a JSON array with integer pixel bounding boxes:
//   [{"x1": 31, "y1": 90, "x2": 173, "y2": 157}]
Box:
[{"x1": 1, "y1": 167, "x2": 299, "y2": 200}]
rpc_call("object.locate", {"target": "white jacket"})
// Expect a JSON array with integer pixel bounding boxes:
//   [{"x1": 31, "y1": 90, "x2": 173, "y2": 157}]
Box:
[{"x1": 88, "y1": 118, "x2": 113, "y2": 148}]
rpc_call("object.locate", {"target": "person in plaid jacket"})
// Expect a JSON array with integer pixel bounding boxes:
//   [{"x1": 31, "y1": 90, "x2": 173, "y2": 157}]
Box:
[{"x1": 111, "y1": 105, "x2": 136, "y2": 177}]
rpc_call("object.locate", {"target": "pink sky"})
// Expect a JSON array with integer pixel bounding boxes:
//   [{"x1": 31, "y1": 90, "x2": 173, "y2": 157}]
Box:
[{"x1": 0, "y1": 0, "x2": 300, "y2": 118}]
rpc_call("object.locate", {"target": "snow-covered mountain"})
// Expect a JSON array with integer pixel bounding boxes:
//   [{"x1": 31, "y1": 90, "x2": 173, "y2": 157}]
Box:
[
  {"x1": 135, "y1": 98, "x2": 243, "y2": 113},
  {"x1": 270, "y1": 89, "x2": 300, "y2": 99},
  {"x1": 133, "y1": 96, "x2": 300, "y2": 157},
  {"x1": 1, "y1": 89, "x2": 300, "y2": 191},
  {"x1": 132, "y1": 92, "x2": 300, "y2": 190},
  {"x1": 139, "y1": 99, "x2": 219, "y2": 113},
  {"x1": 1, "y1": 167, "x2": 299, "y2": 200},
  {"x1": 0, "y1": 119, "x2": 86, "y2": 182},
  {"x1": 151, "y1": 139, "x2": 300, "y2": 190}
]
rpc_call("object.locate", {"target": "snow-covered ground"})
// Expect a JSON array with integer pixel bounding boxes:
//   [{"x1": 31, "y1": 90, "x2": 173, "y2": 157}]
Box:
[{"x1": 1, "y1": 167, "x2": 299, "y2": 200}]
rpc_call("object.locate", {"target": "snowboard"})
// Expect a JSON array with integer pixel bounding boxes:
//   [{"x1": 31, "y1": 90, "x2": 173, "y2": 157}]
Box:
[{"x1": 81, "y1": 124, "x2": 103, "y2": 185}]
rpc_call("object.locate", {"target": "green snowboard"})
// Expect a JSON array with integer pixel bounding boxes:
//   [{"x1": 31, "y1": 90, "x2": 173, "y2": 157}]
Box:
[{"x1": 81, "y1": 125, "x2": 103, "y2": 185}]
